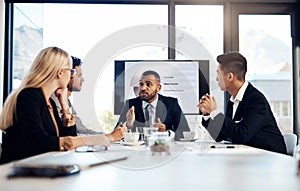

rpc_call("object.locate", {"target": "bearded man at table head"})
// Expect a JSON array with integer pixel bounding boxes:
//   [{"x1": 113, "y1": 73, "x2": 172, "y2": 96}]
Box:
[{"x1": 117, "y1": 70, "x2": 190, "y2": 140}]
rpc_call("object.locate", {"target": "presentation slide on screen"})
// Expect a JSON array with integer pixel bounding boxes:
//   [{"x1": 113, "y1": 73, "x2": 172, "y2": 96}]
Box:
[{"x1": 124, "y1": 61, "x2": 200, "y2": 114}]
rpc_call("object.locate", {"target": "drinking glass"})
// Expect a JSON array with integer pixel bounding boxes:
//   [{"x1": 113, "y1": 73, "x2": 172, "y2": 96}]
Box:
[
  {"x1": 143, "y1": 127, "x2": 158, "y2": 147},
  {"x1": 136, "y1": 127, "x2": 145, "y2": 141}
]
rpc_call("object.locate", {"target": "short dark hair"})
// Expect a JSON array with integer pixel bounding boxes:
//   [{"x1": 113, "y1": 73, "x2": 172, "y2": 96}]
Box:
[
  {"x1": 71, "y1": 56, "x2": 82, "y2": 69},
  {"x1": 142, "y1": 70, "x2": 160, "y2": 82},
  {"x1": 217, "y1": 51, "x2": 247, "y2": 81}
]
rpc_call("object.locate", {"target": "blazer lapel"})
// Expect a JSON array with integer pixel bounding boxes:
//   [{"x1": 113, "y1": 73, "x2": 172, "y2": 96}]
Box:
[
  {"x1": 156, "y1": 96, "x2": 167, "y2": 123},
  {"x1": 132, "y1": 99, "x2": 146, "y2": 123}
]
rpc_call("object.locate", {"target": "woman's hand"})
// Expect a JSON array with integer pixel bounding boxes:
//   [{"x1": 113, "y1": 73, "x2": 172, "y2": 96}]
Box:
[
  {"x1": 55, "y1": 88, "x2": 69, "y2": 110},
  {"x1": 59, "y1": 135, "x2": 110, "y2": 151},
  {"x1": 106, "y1": 127, "x2": 124, "y2": 142}
]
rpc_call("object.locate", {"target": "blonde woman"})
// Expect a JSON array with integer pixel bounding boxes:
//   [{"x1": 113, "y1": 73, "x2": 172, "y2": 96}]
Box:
[{"x1": 0, "y1": 47, "x2": 109, "y2": 164}]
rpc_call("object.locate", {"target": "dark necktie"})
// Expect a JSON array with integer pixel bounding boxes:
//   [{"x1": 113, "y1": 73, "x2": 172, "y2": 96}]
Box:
[
  {"x1": 226, "y1": 100, "x2": 233, "y2": 119},
  {"x1": 144, "y1": 104, "x2": 150, "y2": 127},
  {"x1": 144, "y1": 104, "x2": 155, "y2": 127}
]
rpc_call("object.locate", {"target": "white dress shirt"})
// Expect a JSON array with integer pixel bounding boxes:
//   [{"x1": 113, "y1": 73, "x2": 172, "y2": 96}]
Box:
[
  {"x1": 230, "y1": 81, "x2": 249, "y2": 119},
  {"x1": 142, "y1": 97, "x2": 175, "y2": 139},
  {"x1": 204, "y1": 81, "x2": 249, "y2": 120}
]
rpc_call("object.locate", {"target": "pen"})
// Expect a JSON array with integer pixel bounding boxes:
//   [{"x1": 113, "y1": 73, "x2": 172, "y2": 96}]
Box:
[
  {"x1": 115, "y1": 121, "x2": 124, "y2": 129},
  {"x1": 118, "y1": 121, "x2": 133, "y2": 133},
  {"x1": 117, "y1": 121, "x2": 126, "y2": 127},
  {"x1": 210, "y1": 145, "x2": 235, "y2": 148}
]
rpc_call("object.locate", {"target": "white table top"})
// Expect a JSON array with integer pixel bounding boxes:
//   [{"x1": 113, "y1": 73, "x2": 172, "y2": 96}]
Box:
[{"x1": 0, "y1": 141, "x2": 299, "y2": 191}]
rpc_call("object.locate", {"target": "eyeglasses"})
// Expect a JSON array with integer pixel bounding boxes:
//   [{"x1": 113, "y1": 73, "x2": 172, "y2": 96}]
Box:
[
  {"x1": 63, "y1": 68, "x2": 76, "y2": 77},
  {"x1": 75, "y1": 145, "x2": 108, "y2": 152}
]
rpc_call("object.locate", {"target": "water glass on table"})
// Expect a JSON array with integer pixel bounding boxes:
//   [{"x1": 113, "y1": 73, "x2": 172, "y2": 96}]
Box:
[
  {"x1": 143, "y1": 127, "x2": 158, "y2": 147},
  {"x1": 136, "y1": 127, "x2": 145, "y2": 141}
]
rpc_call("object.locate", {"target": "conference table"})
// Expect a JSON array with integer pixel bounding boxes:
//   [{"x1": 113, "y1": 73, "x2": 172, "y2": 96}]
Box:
[{"x1": 0, "y1": 140, "x2": 299, "y2": 191}]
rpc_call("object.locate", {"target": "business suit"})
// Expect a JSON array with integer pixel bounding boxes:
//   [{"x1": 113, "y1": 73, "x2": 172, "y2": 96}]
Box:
[
  {"x1": 0, "y1": 88, "x2": 77, "y2": 164},
  {"x1": 118, "y1": 94, "x2": 190, "y2": 140},
  {"x1": 202, "y1": 83, "x2": 287, "y2": 154}
]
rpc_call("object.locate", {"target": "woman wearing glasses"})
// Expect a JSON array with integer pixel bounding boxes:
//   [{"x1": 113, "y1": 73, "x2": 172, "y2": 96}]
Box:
[{"x1": 0, "y1": 47, "x2": 109, "y2": 164}]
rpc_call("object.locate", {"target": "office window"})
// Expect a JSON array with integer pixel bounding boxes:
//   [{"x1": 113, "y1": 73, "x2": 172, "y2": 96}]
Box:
[
  {"x1": 13, "y1": 3, "x2": 167, "y2": 86},
  {"x1": 239, "y1": 15, "x2": 293, "y2": 133},
  {"x1": 7, "y1": 3, "x2": 296, "y2": 135},
  {"x1": 175, "y1": 5, "x2": 223, "y2": 61},
  {"x1": 270, "y1": 101, "x2": 291, "y2": 117},
  {"x1": 175, "y1": 5, "x2": 224, "y2": 129},
  {"x1": 13, "y1": 4, "x2": 43, "y2": 89},
  {"x1": 12, "y1": 3, "x2": 168, "y2": 132}
]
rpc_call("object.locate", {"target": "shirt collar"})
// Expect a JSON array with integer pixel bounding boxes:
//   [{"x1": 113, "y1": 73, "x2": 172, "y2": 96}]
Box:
[
  {"x1": 230, "y1": 81, "x2": 249, "y2": 103},
  {"x1": 142, "y1": 95, "x2": 158, "y2": 109}
]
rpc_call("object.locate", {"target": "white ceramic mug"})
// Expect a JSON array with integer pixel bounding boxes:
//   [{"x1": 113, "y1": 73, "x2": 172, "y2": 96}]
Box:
[{"x1": 124, "y1": 132, "x2": 139, "y2": 143}]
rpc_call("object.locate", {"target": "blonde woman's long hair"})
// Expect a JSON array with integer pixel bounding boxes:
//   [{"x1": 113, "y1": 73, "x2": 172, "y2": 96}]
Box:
[{"x1": 0, "y1": 47, "x2": 71, "y2": 131}]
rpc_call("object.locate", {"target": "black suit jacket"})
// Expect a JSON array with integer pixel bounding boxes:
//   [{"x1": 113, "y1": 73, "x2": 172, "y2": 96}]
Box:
[
  {"x1": 202, "y1": 83, "x2": 287, "y2": 154},
  {"x1": 0, "y1": 88, "x2": 77, "y2": 164},
  {"x1": 117, "y1": 94, "x2": 190, "y2": 140}
]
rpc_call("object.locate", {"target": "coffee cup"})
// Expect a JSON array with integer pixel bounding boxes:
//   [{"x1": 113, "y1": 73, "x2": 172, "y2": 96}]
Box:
[{"x1": 124, "y1": 132, "x2": 139, "y2": 143}]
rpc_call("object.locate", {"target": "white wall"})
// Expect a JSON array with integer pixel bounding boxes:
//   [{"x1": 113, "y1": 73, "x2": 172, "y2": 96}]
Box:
[{"x1": 0, "y1": 0, "x2": 4, "y2": 143}]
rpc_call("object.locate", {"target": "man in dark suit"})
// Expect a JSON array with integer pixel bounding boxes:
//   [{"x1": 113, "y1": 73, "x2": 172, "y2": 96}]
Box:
[
  {"x1": 198, "y1": 52, "x2": 287, "y2": 154},
  {"x1": 117, "y1": 70, "x2": 190, "y2": 140}
]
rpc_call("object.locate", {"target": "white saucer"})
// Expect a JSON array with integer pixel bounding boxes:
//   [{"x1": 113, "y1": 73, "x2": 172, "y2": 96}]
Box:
[
  {"x1": 194, "y1": 140, "x2": 216, "y2": 144},
  {"x1": 123, "y1": 141, "x2": 144, "y2": 146},
  {"x1": 179, "y1": 138, "x2": 197, "y2": 142}
]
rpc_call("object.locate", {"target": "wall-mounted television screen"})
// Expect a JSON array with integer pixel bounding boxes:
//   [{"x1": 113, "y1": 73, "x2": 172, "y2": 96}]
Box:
[{"x1": 114, "y1": 60, "x2": 209, "y2": 115}]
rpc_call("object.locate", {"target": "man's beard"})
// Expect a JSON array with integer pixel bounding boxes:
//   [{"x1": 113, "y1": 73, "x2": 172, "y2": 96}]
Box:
[
  {"x1": 67, "y1": 82, "x2": 80, "y2": 92},
  {"x1": 139, "y1": 90, "x2": 157, "y2": 102},
  {"x1": 67, "y1": 83, "x2": 73, "y2": 92}
]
